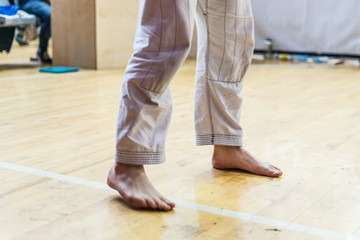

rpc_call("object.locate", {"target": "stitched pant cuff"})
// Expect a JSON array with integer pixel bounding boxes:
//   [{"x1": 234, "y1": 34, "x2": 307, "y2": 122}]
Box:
[
  {"x1": 196, "y1": 134, "x2": 243, "y2": 146},
  {"x1": 115, "y1": 151, "x2": 165, "y2": 165}
]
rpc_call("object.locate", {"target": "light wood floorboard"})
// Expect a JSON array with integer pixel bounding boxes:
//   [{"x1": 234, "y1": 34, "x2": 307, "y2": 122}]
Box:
[{"x1": 1, "y1": 43, "x2": 360, "y2": 240}]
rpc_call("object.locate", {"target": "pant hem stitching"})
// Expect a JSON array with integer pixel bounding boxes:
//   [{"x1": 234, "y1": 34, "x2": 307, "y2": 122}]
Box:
[
  {"x1": 196, "y1": 134, "x2": 243, "y2": 146},
  {"x1": 115, "y1": 151, "x2": 165, "y2": 165}
]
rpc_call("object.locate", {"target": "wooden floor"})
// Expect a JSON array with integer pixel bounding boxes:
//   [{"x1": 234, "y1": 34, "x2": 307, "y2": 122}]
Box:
[{"x1": 1, "y1": 42, "x2": 360, "y2": 240}]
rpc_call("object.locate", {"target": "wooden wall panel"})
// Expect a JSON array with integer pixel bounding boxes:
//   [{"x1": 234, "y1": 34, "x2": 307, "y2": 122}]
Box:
[
  {"x1": 52, "y1": 0, "x2": 96, "y2": 69},
  {"x1": 51, "y1": 0, "x2": 194, "y2": 69}
]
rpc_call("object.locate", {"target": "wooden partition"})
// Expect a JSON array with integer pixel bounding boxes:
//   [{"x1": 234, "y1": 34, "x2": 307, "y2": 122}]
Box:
[{"x1": 52, "y1": 0, "x2": 139, "y2": 69}]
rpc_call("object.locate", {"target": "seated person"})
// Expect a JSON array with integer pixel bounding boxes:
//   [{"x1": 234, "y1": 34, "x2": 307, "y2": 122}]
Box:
[
  {"x1": 19, "y1": 0, "x2": 51, "y2": 64},
  {"x1": 16, "y1": 27, "x2": 29, "y2": 46}
]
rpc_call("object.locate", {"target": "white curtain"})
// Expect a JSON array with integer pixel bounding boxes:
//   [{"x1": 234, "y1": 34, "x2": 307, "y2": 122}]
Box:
[{"x1": 252, "y1": 0, "x2": 360, "y2": 55}]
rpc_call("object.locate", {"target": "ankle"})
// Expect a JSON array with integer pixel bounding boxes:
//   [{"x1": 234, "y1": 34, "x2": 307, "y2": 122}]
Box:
[
  {"x1": 37, "y1": 49, "x2": 52, "y2": 64},
  {"x1": 214, "y1": 145, "x2": 241, "y2": 150},
  {"x1": 107, "y1": 163, "x2": 144, "y2": 187},
  {"x1": 114, "y1": 162, "x2": 144, "y2": 174},
  {"x1": 214, "y1": 145, "x2": 241, "y2": 155}
]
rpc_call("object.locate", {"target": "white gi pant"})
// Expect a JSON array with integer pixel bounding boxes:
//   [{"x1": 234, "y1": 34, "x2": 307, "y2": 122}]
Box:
[{"x1": 115, "y1": 0, "x2": 255, "y2": 165}]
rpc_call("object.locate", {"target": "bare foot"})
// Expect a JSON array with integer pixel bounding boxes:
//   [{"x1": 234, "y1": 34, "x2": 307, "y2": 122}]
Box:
[
  {"x1": 107, "y1": 162, "x2": 175, "y2": 211},
  {"x1": 212, "y1": 145, "x2": 282, "y2": 177}
]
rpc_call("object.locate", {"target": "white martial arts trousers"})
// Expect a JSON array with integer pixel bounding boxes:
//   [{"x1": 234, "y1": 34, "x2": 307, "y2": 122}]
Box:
[{"x1": 115, "y1": 0, "x2": 254, "y2": 165}]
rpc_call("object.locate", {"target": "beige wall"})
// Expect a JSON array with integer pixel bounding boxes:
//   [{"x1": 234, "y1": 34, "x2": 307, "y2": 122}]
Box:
[{"x1": 95, "y1": 0, "x2": 139, "y2": 69}]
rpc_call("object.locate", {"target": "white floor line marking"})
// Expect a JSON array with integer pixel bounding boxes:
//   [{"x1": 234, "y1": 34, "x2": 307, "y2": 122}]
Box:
[
  {"x1": 0, "y1": 161, "x2": 113, "y2": 192},
  {"x1": 0, "y1": 161, "x2": 358, "y2": 240}
]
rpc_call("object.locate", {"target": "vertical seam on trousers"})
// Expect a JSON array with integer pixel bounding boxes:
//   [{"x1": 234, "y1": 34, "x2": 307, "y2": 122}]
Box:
[
  {"x1": 158, "y1": 0, "x2": 178, "y2": 83},
  {"x1": 229, "y1": 0, "x2": 238, "y2": 78},
  {"x1": 205, "y1": 0, "x2": 210, "y2": 80},
  {"x1": 204, "y1": 0, "x2": 215, "y2": 142},
  {"x1": 240, "y1": 2, "x2": 249, "y2": 78},
  {"x1": 217, "y1": 0, "x2": 227, "y2": 80},
  {"x1": 140, "y1": 0, "x2": 163, "y2": 86},
  {"x1": 197, "y1": 1, "x2": 205, "y2": 16},
  {"x1": 187, "y1": 0, "x2": 191, "y2": 39}
]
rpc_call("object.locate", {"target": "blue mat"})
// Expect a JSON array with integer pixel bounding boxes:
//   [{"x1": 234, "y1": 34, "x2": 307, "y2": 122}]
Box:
[{"x1": 39, "y1": 66, "x2": 80, "y2": 73}]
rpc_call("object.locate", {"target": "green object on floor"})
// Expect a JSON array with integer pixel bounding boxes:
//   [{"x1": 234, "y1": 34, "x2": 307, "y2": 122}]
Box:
[{"x1": 38, "y1": 66, "x2": 80, "y2": 73}]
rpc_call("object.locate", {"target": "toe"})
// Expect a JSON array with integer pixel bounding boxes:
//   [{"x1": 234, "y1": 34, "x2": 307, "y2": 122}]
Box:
[
  {"x1": 269, "y1": 164, "x2": 282, "y2": 171},
  {"x1": 269, "y1": 168, "x2": 282, "y2": 177},
  {"x1": 155, "y1": 198, "x2": 173, "y2": 211},
  {"x1": 127, "y1": 196, "x2": 147, "y2": 208},
  {"x1": 157, "y1": 201, "x2": 167, "y2": 210},
  {"x1": 162, "y1": 203, "x2": 172, "y2": 211},
  {"x1": 145, "y1": 199, "x2": 158, "y2": 209},
  {"x1": 162, "y1": 204, "x2": 171, "y2": 211},
  {"x1": 160, "y1": 197, "x2": 175, "y2": 208}
]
